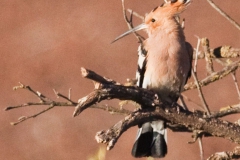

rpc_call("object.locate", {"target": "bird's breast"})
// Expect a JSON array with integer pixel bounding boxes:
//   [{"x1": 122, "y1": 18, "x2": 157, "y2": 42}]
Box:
[{"x1": 142, "y1": 38, "x2": 190, "y2": 101}]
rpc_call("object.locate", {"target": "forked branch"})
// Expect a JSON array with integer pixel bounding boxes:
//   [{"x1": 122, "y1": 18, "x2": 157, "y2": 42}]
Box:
[{"x1": 5, "y1": 66, "x2": 240, "y2": 156}]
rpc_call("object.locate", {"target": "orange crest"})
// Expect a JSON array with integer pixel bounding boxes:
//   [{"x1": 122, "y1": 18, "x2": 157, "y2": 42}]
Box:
[{"x1": 144, "y1": 0, "x2": 191, "y2": 34}]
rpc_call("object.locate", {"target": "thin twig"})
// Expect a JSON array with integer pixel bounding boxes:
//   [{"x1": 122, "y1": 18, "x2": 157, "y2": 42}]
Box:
[
  {"x1": 53, "y1": 89, "x2": 75, "y2": 104},
  {"x1": 231, "y1": 72, "x2": 240, "y2": 100},
  {"x1": 179, "y1": 94, "x2": 189, "y2": 110},
  {"x1": 13, "y1": 82, "x2": 52, "y2": 102},
  {"x1": 206, "y1": 0, "x2": 240, "y2": 31},
  {"x1": 191, "y1": 70, "x2": 211, "y2": 115},
  {"x1": 91, "y1": 104, "x2": 131, "y2": 115},
  {"x1": 193, "y1": 36, "x2": 201, "y2": 72},
  {"x1": 127, "y1": 9, "x2": 144, "y2": 20},
  {"x1": 214, "y1": 59, "x2": 240, "y2": 100},
  {"x1": 193, "y1": 46, "x2": 240, "y2": 60},
  {"x1": 184, "y1": 59, "x2": 240, "y2": 91},
  {"x1": 192, "y1": 37, "x2": 211, "y2": 115},
  {"x1": 10, "y1": 105, "x2": 55, "y2": 125},
  {"x1": 198, "y1": 137, "x2": 204, "y2": 160},
  {"x1": 121, "y1": 0, "x2": 145, "y2": 42},
  {"x1": 81, "y1": 67, "x2": 118, "y2": 85},
  {"x1": 214, "y1": 58, "x2": 227, "y2": 66},
  {"x1": 201, "y1": 38, "x2": 214, "y2": 74},
  {"x1": 68, "y1": 88, "x2": 72, "y2": 100},
  {"x1": 209, "y1": 103, "x2": 240, "y2": 118},
  {"x1": 181, "y1": 94, "x2": 204, "y2": 110}
]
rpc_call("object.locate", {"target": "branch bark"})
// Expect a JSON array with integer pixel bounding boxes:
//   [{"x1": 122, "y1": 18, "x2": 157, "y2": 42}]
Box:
[
  {"x1": 184, "y1": 59, "x2": 240, "y2": 91},
  {"x1": 207, "y1": 146, "x2": 240, "y2": 160},
  {"x1": 5, "y1": 66, "x2": 240, "y2": 158},
  {"x1": 191, "y1": 46, "x2": 240, "y2": 60},
  {"x1": 71, "y1": 68, "x2": 240, "y2": 150},
  {"x1": 95, "y1": 103, "x2": 240, "y2": 150}
]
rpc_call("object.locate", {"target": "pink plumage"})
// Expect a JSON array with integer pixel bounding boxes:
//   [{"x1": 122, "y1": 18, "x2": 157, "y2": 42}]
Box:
[{"x1": 113, "y1": 0, "x2": 193, "y2": 158}]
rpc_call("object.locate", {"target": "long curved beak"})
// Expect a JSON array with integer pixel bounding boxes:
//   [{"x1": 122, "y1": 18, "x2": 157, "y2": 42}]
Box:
[{"x1": 111, "y1": 23, "x2": 147, "y2": 43}]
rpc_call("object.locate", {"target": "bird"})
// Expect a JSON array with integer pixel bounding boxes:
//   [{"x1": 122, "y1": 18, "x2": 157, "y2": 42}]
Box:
[{"x1": 113, "y1": 0, "x2": 193, "y2": 158}]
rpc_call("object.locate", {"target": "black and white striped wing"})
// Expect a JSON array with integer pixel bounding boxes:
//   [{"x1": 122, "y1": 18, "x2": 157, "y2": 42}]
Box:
[{"x1": 136, "y1": 44, "x2": 147, "y2": 88}]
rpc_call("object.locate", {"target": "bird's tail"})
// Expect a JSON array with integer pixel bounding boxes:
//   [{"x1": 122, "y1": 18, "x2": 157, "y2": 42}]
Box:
[{"x1": 131, "y1": 121, "x2": 167, "y2": 158}]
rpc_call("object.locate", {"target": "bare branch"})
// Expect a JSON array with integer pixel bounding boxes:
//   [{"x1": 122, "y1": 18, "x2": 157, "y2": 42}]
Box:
[
  {"x1": 213, "y1": 46, "x2": 240, "y2": 58},
  {"x1": 209, "y1": 103, "x2": 240, "y2": 118},
  {"x1": 192, "y1": 36, "x2": 211, "y2": 115},
  {"x1": 5, "y1": 102, "x2": 71, "y2": 111},
  {"x1": 53, "y1": 89, "x2": 75, "y2": 104},
  {"x1": 127, "y1": 9, "x2": 144, "y2": 20},
  {"x1": 5, "y1": 99, "x2": 75, "y2": 125},
  {"x1": 207, "y1": 146, "x2": 240, "y2": 160},
  {"x1": 10, "y1": 105, "x2": 55, "y2": 125},
  {"x1": 4, "y1": 1, "x2": 240, "y2": 157},
  {"x1": 206, "y1": 0, "x2": 240, "y2": 31},
  {"x1": 6, "y1": 85, "x2": 132, "y2": 124},
  {"x1": 73, "y1": 67, "x2": 158, "y2": 117},
  {"x1": 201, "y1": 38, "x2": 214, "y2": 74},
  {"x1": 179, "y1": 94, "x2": 189, "y2": 110},
  {"x1": 198, "y1": 137, "x2": 204, "y2": 160},
  {"x1": 193, "y1": 46, "x2": 240, "y2": 60},
  {"x1": 92, "y1": 104, "x2": 131, "y2": 115},
  {"x1": 184, "y1": 59, "x2": 240, "y2": 91},
  {"x1": 181, "y1": 94, "x2": 204, "y2": 110},
  {"x1": 13, "y1": 82, "x2": 52, "y2": 102},
  {"x1": 5, "y1": 66, "x2": 240, "y2": 155},
  {"x1": 95, "y1": 106, "x2": 240, "y2": 150},
  {"x1": 191, "y1": 70, "x2": 211, "y2": 115},
  {"x1": 193, "y1": 36, "x2": 201, "y2": 72},
  {"x1": 231, "y1": 72, "x2": 240, "y2": 100},
  {"x1": 121, "y1": 0, "x2": 145, "y2": 43},
  {"x1": 81, "y1": 67, "x2": 118, "y2": 85},
  {"x1": 68, "y1": 88, "x2": 72, "y2": 100}
]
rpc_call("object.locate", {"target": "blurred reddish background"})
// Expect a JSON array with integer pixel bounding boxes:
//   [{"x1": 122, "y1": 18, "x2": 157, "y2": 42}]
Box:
[{"x1": 0, "y1": 0, "x2": 240, "y2": 159}]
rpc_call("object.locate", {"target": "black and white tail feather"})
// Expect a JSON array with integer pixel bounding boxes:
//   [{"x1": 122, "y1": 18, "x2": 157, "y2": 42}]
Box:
[{"x1": 131, "y1": 45, "x2": 168, "y2": 158}]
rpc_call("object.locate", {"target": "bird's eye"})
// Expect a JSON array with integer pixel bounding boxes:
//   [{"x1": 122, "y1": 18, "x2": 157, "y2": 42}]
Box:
[
  {"x1": 151, "y1": 18, "x2": 156, "y2": 22},
  {"x1": 171, "y1": 0, "x2": 178, "y2": 3}
]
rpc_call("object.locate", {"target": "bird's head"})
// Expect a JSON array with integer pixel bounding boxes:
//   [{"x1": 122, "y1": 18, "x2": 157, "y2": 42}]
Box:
[
  {"x1": 112, "y1": 0, "x2": 191, "y2": 43},
  {"x1": 144, "y1": 0, "x2": 191, "y2": 33}
]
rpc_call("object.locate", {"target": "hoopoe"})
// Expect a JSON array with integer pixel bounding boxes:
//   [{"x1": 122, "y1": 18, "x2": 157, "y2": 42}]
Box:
[{"x1": 113, "y1": 0, "x2": 193, "y2": 158}]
